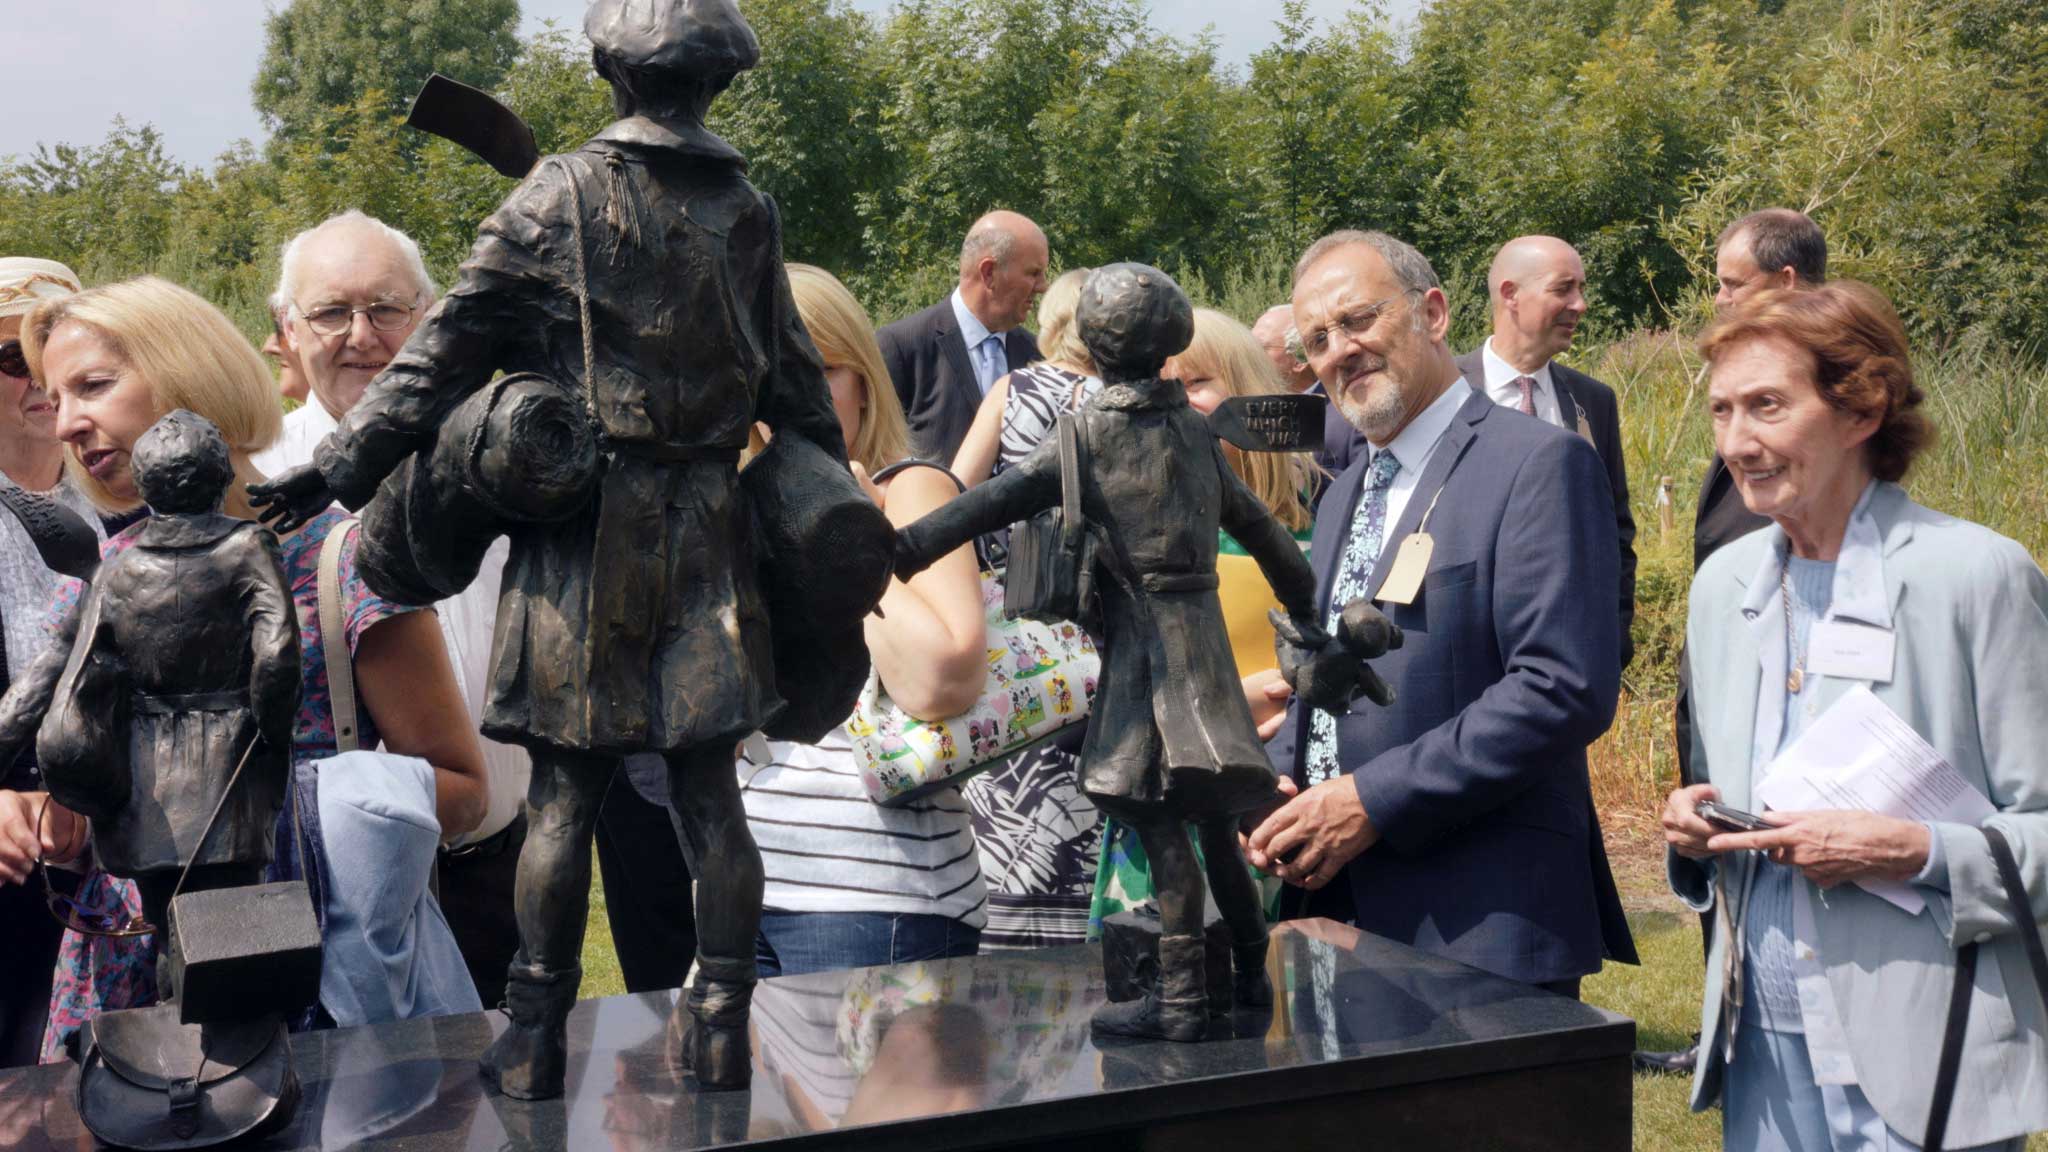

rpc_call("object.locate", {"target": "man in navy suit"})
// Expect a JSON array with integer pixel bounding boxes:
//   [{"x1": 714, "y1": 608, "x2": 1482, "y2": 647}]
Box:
[
  {"x1": 876, "y1": 211, "x2": 1048, "y2": 460},
  {"x1": 1456, "y1": 236, "x2": 1635, "y2": 668},
  {"x1": 1247, "y1": 230, "x2": 1635, "y2": 995}
]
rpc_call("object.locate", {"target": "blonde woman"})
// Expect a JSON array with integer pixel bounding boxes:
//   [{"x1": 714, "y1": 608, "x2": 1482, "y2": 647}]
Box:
[
  {"x1": 740, "y1": 265, "x2": 989, "y2": 976},
  {"x1": 8, "y1": 276, "x2": 484, "y2": 1056},
  {"x1": 948, "y1": 271, "x2": 1111, "y2": 950}
]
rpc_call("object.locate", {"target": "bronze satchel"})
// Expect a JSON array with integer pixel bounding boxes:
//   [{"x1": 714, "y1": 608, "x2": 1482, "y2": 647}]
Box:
[
  {"x1": 75, "y1": 1006, "x2": 299, "y2": 1150},
  {"x1": 1003, "y1": 412, "x2": 1099, "y2": 633},
  {"x1": 742, "y1": 431, "x2": 892, "y2": 743},
  {"x1": 37, "y1": 589, "x2": 131, "y2": 824}
]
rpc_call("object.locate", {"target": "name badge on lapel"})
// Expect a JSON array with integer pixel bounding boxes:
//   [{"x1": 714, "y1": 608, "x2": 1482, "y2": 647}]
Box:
[
  {"x1": 1807, "y1": 620, "x2": 1895, "y2": 683},
  {"x1": 1376, "y1": 486, "x2": 1446, "y2": 607}
]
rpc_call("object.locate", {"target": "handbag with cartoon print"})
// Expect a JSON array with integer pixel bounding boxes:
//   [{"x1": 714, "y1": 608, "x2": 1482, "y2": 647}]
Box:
[{"x1": 848, "y1": 462, "x2": 1099, "y2": 808}]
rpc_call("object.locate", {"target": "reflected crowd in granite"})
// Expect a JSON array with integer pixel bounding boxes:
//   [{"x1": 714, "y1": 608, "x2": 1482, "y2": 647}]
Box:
[{"x1": 0, "y1": 921, "x2": 1626, "y2": 1151}]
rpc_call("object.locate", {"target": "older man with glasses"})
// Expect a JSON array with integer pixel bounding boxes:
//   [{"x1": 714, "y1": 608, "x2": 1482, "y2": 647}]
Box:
[{"x1": 253, "y1": 212, "x2": 702, "y2": 1015}]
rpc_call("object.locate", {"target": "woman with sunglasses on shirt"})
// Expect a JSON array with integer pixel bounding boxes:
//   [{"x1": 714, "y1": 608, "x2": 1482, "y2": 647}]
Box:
[{"x1": 0, "y1": 258, "x2": 107, "y2": 1069}]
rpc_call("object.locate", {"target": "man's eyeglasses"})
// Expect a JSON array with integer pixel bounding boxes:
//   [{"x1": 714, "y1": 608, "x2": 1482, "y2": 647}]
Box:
[
  {"x1": 0, "y1": 340, "x2": 28, "y2": 380},
  {"x1": 36, "y1": 800, "x2": 153, "y2": 938},
  {"x1": 1300, "y1": 291, "x2": 1418, "y2": 359},
  {"x1": 295, "y1": 299, "x2": 418, "y2": 338}
]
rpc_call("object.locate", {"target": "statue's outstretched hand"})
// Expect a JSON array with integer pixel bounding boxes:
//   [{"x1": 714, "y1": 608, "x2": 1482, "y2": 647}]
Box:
[
  {"x1": 247, "y1": 465, "x2": 335, "y2": 534},
  {"x1": 1271, "y1": 609, "x2": 1398, "y2": 715},
  {"x1": 892, "y1": 524, "x2": 936, "y2": 583}
]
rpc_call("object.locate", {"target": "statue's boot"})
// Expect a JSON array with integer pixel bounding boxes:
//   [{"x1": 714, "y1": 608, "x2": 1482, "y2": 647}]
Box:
[
  {"x1": 679, "y1": 959, "x2": 755, "y2": 1090},
  {"x1": 480, "y1": 964, "x2": 579, "y2": 1100},
  {"x1": 1092, "y1": 933, "x2": 1206, "y2": 1042},
  {"x1": 1232, "y1": 934, "x2": 1273, "y2": 1008}
]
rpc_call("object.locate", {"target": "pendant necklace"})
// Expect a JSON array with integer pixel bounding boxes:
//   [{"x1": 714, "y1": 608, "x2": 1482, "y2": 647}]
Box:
[{"x1": 1781, "y1": 566, "x2": 1805, "y2": 694}]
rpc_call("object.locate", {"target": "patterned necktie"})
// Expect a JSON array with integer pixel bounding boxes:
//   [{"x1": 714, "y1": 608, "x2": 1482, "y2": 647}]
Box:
[
  {"x1": 1304, "y1": 449, "x2": 1402, "y2": 785},
  {"x1": 1513, "y1": 375, "x2": 1537, "y2": 417}
]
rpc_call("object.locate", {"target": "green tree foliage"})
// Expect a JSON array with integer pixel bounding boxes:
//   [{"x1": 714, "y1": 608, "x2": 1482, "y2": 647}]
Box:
[
  {"x1": 0, "y1": 0, "x2": 2042, "y2": 350},
  {"x1": 254, "y1": 0, "x2": 521, "y2": 147}
]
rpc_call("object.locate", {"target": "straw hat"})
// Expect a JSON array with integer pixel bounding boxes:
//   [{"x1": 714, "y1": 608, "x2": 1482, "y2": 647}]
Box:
[{"x1": 0, "y1": 257, "x2": 81, "y2": 319}]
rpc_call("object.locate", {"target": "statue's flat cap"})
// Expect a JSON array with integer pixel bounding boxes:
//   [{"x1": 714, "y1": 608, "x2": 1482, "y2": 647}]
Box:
[{"x1": 586, "y1": 0, "x2": 761, "y2": 75}]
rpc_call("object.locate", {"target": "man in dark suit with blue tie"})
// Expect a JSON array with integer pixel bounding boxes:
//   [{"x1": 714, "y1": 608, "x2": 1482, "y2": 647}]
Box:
[
  {"x1": 1247, "y1": 230, "x2": 1636, "y2": 996},
  {"x1": 876, "y1": 211, "x2": 1049, "y2": 461}
]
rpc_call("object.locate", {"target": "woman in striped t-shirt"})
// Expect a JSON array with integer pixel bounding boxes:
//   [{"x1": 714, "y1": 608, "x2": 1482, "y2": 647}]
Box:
[{"x1": 740, "y1": 266, "x2": 990, "y2": 977}]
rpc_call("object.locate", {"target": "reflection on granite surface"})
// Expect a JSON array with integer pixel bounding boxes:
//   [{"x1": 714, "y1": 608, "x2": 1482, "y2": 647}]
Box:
[{"x1": 0, "y1": 920, "x2": 1630, "y2": 1151}]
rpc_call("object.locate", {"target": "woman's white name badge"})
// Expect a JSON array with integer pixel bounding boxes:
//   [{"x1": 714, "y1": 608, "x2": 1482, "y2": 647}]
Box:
[
  {"x1": 1375, "y1": 534, "x2": 1434, "y2": 606},
  {"x1": 1806, "y1": 620, "x2": 1895, "y2": 683}
]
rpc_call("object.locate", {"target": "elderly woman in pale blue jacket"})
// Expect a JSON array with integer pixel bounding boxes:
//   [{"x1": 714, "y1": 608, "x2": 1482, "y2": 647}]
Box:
[{"x1": 1662, "y1": 281, "x2": 2048, "y2": 1152}]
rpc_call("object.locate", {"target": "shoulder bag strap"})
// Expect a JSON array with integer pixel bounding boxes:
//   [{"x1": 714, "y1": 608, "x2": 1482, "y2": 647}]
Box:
[
  {"x1": 318, "y1": 520, "x2": 360, "y2": 754},
  {"x1": 870, "y1": 459, "x2": 967, "y2": 494},
  {"x1": 1925, "y1": 825, "x2": 2047, "y2": 1152},
  {"x1": 1985, "y1": 825, "x2": 2048, "y2": 1003},
  {"x1": 546, "y1": 156, "x2": 602, "y2": 435},
  {"x1": 1056, "y1": 413, "x2": 1081, "y2": 539}
]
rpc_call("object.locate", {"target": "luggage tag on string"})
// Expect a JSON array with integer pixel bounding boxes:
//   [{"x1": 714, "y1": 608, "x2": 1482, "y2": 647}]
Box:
[{"x1": 1375, "y1": 485, "x2": 1444, "y2": 607}]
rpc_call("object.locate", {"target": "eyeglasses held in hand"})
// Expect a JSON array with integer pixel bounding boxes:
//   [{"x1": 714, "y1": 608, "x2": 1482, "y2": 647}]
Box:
[
  {"x1": 36, "y1": 797, "x2": 153, "y2": 938},
  {"x1": 295, "y1": 299, "x2": 417, "y2": 338},
  {"x1": 0, "y1": 340, "x2": 28, "y2": 380}
]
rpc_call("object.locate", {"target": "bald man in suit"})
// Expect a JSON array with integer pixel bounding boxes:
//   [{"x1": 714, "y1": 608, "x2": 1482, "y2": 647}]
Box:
[
  {"x1": 877, "y1": 211, "x2": 1048, "y2": 461},
  {"x1": 1457, "y1": 236, "x2": 1635, "y2": 668}
]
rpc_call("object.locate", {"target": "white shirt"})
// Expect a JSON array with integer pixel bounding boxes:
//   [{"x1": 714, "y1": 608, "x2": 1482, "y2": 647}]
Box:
[
  {"x1": 1370, "y1": 376, "x2": 1473, "y2": 532},
  {"x1": 1479, "y1": 337, "x2": 1564, "y2": 428},
  {"x1": 250, "y1": 400, "x2": 339, "y2": 480},
  {"x1": 256, "y1": 400, "x2": 529, "y2": 845},
  {"x1": 950, "y1": 287, "x2": 1009, "y2": 396}
]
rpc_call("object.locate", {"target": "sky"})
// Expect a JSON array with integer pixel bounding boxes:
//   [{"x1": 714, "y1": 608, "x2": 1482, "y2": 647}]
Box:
[{"x1": 6, "y1": 0, "x2": 1418, "y2": 169}]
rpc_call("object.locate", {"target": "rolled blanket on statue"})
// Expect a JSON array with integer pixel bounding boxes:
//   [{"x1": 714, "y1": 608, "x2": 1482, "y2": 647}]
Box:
[{"x1": 356, "y1": 372, "x2": 599, "y2": 606}]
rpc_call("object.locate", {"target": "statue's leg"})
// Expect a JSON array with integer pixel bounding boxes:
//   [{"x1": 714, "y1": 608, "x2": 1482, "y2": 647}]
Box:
[
  {"x1": 480, "y1": 747, "x2": 614, "y2": 1101},
  {"x1": 665, "y1": 742, "x2": 762, "y2": 1090},
  {"x1": 1197, "y1": 818, "x2": 1272, "y2": 1007},
  {"x1": 1091, "y1": 812, "x2": 1208, "y2": 1042}
]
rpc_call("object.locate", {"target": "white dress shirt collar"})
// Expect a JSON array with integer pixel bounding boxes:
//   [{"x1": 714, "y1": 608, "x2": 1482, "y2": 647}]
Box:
[
  {"x1": 950, "y1": 287, "x2": 996, "y2": 352},
  {"x1": 1480, "y1": 336, "x2": 1563, "y2": 428},
  {"x1": 1368, "y1": 376, "x2": 1472, "y2": 534},
  {"x1": 1372, "y1": 375, "x2": 1471, "y2": 474}
]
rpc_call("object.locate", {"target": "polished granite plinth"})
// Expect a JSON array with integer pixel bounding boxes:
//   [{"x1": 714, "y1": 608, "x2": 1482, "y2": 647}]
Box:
[{"x1": 0, "y1": 919, "x2": 1633, "y2": 1151}]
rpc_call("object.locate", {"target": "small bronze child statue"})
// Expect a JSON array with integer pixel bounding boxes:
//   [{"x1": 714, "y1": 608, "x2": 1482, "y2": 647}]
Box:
[
  {"x1": 41, "y1": 410, "x2": 302, "y2": 981},
  {"x1": 251, "y1": 0, "x2": 874, "y2": 1098},
  {"x1": 894, "y1": 265, "x2": 1329, "y2": 1040}
]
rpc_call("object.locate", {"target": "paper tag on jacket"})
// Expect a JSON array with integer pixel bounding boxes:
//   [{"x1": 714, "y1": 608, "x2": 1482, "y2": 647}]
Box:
[
  {"x1": 1375, "y1": 534, "x2": 1434, "y2": 606},
  {"x1": 1807, "y1": 620, "x2": 1896, "y2": 683}
]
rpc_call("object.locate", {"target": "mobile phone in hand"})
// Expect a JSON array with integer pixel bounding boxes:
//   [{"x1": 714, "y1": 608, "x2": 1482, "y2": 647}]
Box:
[{"x1": 1696, "y1": 799, "x2": 1773, "y2": 834}]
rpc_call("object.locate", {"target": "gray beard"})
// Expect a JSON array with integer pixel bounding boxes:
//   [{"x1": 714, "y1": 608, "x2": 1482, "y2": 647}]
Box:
[{"x1": 1336, "y1": 378, "x2": 1407, "y2": 444}]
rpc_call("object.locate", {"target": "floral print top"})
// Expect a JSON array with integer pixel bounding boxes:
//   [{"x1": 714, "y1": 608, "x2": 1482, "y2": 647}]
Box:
[{"x1": 39, "y1": 508, "x2": 417, "y2": 1061}]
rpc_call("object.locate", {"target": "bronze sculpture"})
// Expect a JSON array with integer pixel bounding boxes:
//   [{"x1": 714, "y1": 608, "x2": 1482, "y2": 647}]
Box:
[
  {"x1": 251, "y1": 0, "x2": 884, "y2": 1098},
  {"x1": 42, "y1": 411, "x2": 302, "y2": 981},
  {"x1": 893, "y1": 264, "x2": 1349, "y2": 1041}
]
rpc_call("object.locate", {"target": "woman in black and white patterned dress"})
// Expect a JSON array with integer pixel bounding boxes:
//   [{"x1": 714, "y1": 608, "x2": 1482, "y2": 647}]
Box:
[{"x1": 949, "y1": 269, "x2": 1107, "y2": 949}]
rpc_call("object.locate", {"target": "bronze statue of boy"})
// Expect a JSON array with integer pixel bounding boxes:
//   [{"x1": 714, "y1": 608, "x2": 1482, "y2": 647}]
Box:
[
  {"x1": 252, "y1": 0, "x2": 868, "y2": 1097},
  {"x1": 893, "y1": 264, "x2": 1332, "y2": 1040}
]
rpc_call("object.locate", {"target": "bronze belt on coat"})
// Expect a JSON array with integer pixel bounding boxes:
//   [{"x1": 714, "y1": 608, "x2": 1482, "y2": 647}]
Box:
[
  {"x1": 603, "y1": 440, "x2": 743, "y2": 465},
  {"x1": 134, "y1": 690, "x2": 246, "y2": 715},
  {"x1": 1138, "y1": 571, "x2": 1220, "y2": 593}
]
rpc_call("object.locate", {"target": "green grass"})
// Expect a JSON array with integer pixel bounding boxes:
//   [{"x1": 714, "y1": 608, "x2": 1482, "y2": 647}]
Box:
[{"x1": 579, "y1": 868, "x2": 627, "y2": 1000}]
